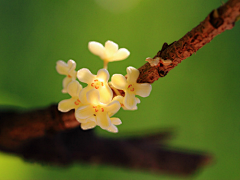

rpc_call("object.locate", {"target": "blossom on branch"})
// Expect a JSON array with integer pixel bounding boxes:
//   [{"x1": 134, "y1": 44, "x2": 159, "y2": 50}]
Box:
[
  {"x1": 56, "y1": 59, "x2": 77, "y2": 93},
  {"x1": 111, "y1": 66, "x2": 152, "y2": 109},
  {"x1": 58, "y1": 80, "x2": 83, "y2": 112},
  {"x1": 88, "y1": 40, "x2": 130, "y2": 68},
  {"x1": 75, "y1": 89, "x2": 121, "y2": 132},
  {"x1": 77, "y1": 68, "x2": 113, "y2": 104}
]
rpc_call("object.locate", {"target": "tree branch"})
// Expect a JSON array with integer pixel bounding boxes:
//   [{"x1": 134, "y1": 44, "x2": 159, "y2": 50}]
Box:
[
  {"x1": 137, "y1": 0, "x2": 240, "y2": 83},
  {"x1": 0, "y1": 0, "x2": 239, "y2": 177}
]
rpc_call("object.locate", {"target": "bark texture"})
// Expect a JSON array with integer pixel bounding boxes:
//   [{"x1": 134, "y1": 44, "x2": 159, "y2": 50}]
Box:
[{"x1": 137, "y1": 0, "x2": 240, "y2": 83}]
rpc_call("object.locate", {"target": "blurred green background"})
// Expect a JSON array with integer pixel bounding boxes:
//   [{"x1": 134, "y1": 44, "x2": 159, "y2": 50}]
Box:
[{"x1": 0, "y1": 0, "x2": 240, "y2": 179}]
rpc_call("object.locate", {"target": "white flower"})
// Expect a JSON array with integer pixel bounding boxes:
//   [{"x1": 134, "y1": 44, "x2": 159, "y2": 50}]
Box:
[
  {"x1": 58, "y1": 80, "x2": 83, "y2": 112},
  {"x1": 75, "y1": 89, "x2": 121, "y2": 132},
  {"x1": 56, "y1": 60, "x2": 77, "y2": 93},
  {"x1": 112, "y1": 95, "x2": 140, "y2": 111},
  {"x1": 77, "y1": 68, "x2": 113, "y2": 104},
  {"x1": 88, "y1": 40, "x2": 130, "y2": 68},
  {"x1": 111, "y1": 66, "x2": 152, "y2": 109}
]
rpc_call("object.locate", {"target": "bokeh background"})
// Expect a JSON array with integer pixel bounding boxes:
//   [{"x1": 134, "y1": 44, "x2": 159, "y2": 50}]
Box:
[{"x1": 0, "y1": 0, "x2": 240, "y2": 179}]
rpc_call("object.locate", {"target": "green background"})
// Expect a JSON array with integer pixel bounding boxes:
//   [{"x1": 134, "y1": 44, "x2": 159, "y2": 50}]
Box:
[{"x1": 0, "y1": 0, "x2": 240, "y2": 179}]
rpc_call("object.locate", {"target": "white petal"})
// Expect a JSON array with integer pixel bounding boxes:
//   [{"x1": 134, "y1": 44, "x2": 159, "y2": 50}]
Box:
[
  {"x1": 56, "y1": 60, "x2": 68, "y2": 75},
  {"x1": 105, "y1": 100, "x2": 120, "y2": 116},
  {"x1": 122, "y1": 97, "x2": 140, "y2": 110},
  {"x1": 135, "y1": 83, "x2": 152, "y2": 97},
  {"x1": 97, "y1": 112, "x2": 111, "y2": 129},
  {"x1": 112, "y1": 95, "x2": 123, "y2": 103},
  {"x1": 62, "y1": 77, "x2": 73, "y2": 93},
  {"x1": 110, "y1": 48, "x2": 130, "y2": 62},
  {"x1": 81, "y1": 121, "x2": 97, "y2": 130},
  {"x1": 79, "y1": 86, "x2": 93, "y2": 104},
  {"x1": 67, "y1": 80, "x2": 82, "y2": 97},
  {"x1": 67, "y1": 59, "x2": 76, "y2": 72},
  {"x1": 123, "y1": 92, "x2": 137, "y2": 109},
  {"x1": 111, "y1": 74, "x2": 127, "y2": 90},
  {"x1": 127, "y1": 66, "x2": 139, "y2": 83},
  {"x1": 75, "y1": 115, "x2": 88, "y2": 123},
  {"x1": 88, "y1": 41, "x2": 105, "y2": 59},
  {"x1": 87, "y1": 116, "x2": 97, "y2": 122},
  {"x1": 77, "y1": 68, "x2": 95, "y2": 84},
  {"x1": 58, "y1": 98, "x2": 76, "y2": 112},
  {"x1": 107, "y1": 124, "x2": 118, "y2": 133},
  {"x1": 97, "y1": 69, "x2": 109, "y2": 82},
  {"x1": 110, "y1": 117, "x2": 122, "y2": 125},
  {"x1": 136, "y1": 97, "x2": 141, "y2": 103},
  {"x1": 108, "y1": 96, "x2": 122, "y2": 117},
  {"x1": 99, "y1": 85, "x2": 113, "y2": 104},
  {"x1": 75, "y1": 105, "x2": 93, "y2": 119},
  {"x1": 86, "y1": 89, "x2": 100, "y2": 105},
  {"x1": 105, "y1": 40, "x2": 118, "y2": 54},
  {"x1": 69, "y1": 71, "x2": 77, "y2": 79}
]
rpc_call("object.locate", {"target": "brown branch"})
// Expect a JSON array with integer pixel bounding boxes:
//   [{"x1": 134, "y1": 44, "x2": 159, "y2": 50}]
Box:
[
  {"x1": 137, "y1": 0, "x2": 240, "y2": 83},
  {"x1": 0, "y1": 106, "x2": 212, "y2": 176},
  {"x1": 0, "y1": 0, "x2": 239, "y2": 177}
]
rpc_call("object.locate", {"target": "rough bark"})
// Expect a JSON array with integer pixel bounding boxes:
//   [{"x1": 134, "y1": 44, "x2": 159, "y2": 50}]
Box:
[{"x1": 137, "y1": 0, "x2": 240, "y2": 83}]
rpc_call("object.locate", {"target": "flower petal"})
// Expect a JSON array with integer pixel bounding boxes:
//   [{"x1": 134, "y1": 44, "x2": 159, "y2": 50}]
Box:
[
  {"x1": 96, "y1": 69, "x2": 109, "y2": 82},
  {"x1": 111, "y1": 74, "x2": 127, "y2": 90},
  {"x1": 62, "y1": 77, "x2": 72, "y2": 93},
  {"x1": 110, "y1": 48, "x2": 130, "y2": 62},
  {"x1": 107, "y1": 124, "x2": 118, "y2": 133},
  {"x1": 97, "y1": 112, "x2": 111, "y2": 129},
  {"x1": 99, "y1": 85, "x2": 113, "y2": 104},
  {"x1": 126, "y1": 66, "x2": 139, "y2": 83},
  {"x1": 75, "y1": 105, "x2": 93, "y2": 119},
  {"x1": 81, "y1": 121, "x2": 97, "y2": 130},
  {"x1": 112, "y1": 95, "x2": 123, "y2": 103},
  {"x1": 56, "y1": 60, "x2": 68, "y2": 75},
  {"x1": 86, "y1": 89, "x2": 100, "y2": 105},
  {"x1": 58, "y1": 98, "x2": 76, "y2": 112},
  {"x1": 88, "y1": 41, "x2": 105, "y2": 58},
  {"x1": 79, "y1": 86, "x2": 93, "y2": 104},
  {"x1": 135, "y1": 83, "x2": 152, "y2": 97},
  {"x1": 77, "y1": 68, "x2": 95, "y2": 84},
  {"x1": 123, "y1": 92, "x2": 137, "y2": 109},
  {"x1": 105, "y1": 100, "x2": 120, "y2": 116},
  {"x1": 110, "y1": 117, "x2": 122, "y2": 125},
  {"x1": 136, "y1": 97, "x2": 141, "y2": 103},
  {"x1": 69, "y1": 70, "x2": 77, "y2": 79},
  {"x1": 67, "y1": 59, "x2": 76, "y2": 72},
  {"x1": 67, "y1": 80, "x2": 82, "y2": 97},
  {"x1": 105, "y1": 40, "x2": 118, "y2": 55},
  {"x1": 75, "y1": 116, "x2": 88, "y2": 123}
]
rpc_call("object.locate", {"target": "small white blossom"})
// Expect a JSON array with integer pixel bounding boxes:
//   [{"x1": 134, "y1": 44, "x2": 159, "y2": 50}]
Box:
[
  {"x1": 88, "y1": 40, "x2": 130, "y2": 68},
  {"x1": 56, "y1": 60, "x2": 77, "y2": 93},
  {"x1": 58, "y1": 80, "x2": 83, "y2": 112},
  {"x1": 111, "y1": 66, "x2": 152, "y2": 109},
  {"x1": 75, "y1": 89, "x2": 121, "y2": 132},
  {"x1": 77, "y1": 68, "x2": 113, "y2": 104}
]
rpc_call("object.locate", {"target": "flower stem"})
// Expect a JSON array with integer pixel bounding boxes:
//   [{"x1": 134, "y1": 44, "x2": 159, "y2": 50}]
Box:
[{"x1": 103, "y1": 60, "x2": 108, "y2": 69}]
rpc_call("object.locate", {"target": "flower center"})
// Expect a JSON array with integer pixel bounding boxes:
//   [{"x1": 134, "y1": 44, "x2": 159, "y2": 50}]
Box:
[
  {"x1": 67, "y1": 74, "x2": 72, "y2": 78},
  {"x1": 127, "y1": 84, "x2": 134, "y2": 92},
  {"x1": 74, "y1": 99, "x2": 81, "y2": 105},
  {"x1": 91, "y1": 79, "x2": 104, "y2": 89},
  {"x1": 93, "y1": 105, "x2": 104, "y2": 113}
]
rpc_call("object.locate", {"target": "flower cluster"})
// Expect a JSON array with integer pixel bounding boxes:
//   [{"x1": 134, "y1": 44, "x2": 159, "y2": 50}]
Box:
[{"x1": 56, "y1": 40, "x2": 152, "y2": 133}]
